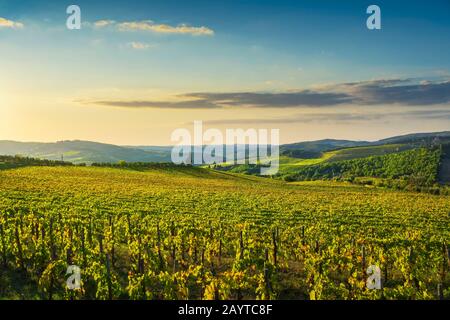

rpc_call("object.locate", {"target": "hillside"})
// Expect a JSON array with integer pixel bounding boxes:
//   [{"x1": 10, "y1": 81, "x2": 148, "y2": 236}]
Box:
[
  {"x1": 279, "y1": 131, "x2": 450, "y2": 160},
  {"x1": 0, "y1": 140, "x2": 172, "y2": 164},
  {"x1": 2, "y1": 131, "x2": 450, "y2": 178},
  {"x1": 215, "y1": 133, "x2": 450, "y2": 191},
  {"x1": 280, "y1": 139, "x2": 370, "y2": 158},
  {"x1": 375, "y1": 131, "x2": 450, "y2": 145},
  {"x1": 283, "y1": 147, "x2": 441, "y2": 187},
  {"x1": 2, "y1": 131, "x2": 449, "y2": 165}
]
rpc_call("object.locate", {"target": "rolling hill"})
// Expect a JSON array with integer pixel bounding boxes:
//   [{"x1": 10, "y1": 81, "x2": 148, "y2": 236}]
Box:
[
  {"x1": 375, "y1": 131, "x2": 450, "y2": 145},
  {"x1": 280, "y1": 139, "x2": 371, "y2": 158},
  {"x1": 214, "y1": 131, "x2": 450, "y2": 187},
  {"x1": 1, "y1": 131, "x2": 449, "y2": 171},
  {"x1": 0, "y1": 140, "x2": 172, "y2": 164}
]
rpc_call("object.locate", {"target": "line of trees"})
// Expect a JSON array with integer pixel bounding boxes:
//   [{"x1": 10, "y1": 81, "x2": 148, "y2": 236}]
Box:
[{"x1": 0, "y1": 155, "x2": 74, "y2": 169}]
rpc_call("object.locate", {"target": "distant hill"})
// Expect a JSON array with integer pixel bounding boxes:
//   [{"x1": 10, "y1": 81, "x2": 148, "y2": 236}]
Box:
[
  {"x1": 375, "y1": 131, "x2": 450, "y2": 145},
  {"x1": 281, "y1": 139, "x2": 371, "y2": 158},
  {"x1": 280, "y1": 132, "x2": 450, "y2": 159},
  {"x1": 0, "y1": 140, "x2": 172, "y2": 164},
  {"x1": 123, "y1": 145, "x2": 173, "y2": 153},
  {"x1": 1, "y1": 131, "x2": 449, "y2": 166}
]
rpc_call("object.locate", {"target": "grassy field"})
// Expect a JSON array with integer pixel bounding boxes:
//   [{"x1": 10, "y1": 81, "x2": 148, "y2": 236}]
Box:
[
  {"x1": 0, "y1": 165, "x2": 449, "y2": 300},
  {"x1": 325, "y1": 144, "x2": 414, "y2": 162}
]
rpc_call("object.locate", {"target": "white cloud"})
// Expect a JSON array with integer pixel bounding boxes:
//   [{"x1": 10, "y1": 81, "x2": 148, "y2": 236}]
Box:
[
  {"x1": 94, "y1": 20, "x2": 116, "y2": 28},
  {"x1": 127, "y1": 41, "x2": 156, "y2": 50},
  {"x1": 117, "y1": 20, "x2": 214, "y2": 36},
  {"x1": 0, "y1": 17, "x2": 24, "y2": 29},
  {"x1": 91, "y1": 19, "x2": 214, "y2": 36}
]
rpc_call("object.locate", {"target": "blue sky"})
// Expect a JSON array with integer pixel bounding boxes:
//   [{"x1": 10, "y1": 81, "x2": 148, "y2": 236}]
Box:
[
  {"x1": 3, "y1": 0, "x2": 449, "y2": 73},
  {"x1": 0, "y1": 0, "x2": 449, "y2": 144}
]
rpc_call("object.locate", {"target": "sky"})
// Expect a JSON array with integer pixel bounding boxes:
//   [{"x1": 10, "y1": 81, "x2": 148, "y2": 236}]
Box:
[{"x1": 0, "y1": 0, "x2": 449, "y2": 145}]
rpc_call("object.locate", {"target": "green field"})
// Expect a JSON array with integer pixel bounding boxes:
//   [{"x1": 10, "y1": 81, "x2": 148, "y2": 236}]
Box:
[
  {"x1": 325, "y1": 144, "x2": 415, "y2": 162},
  {"x1": 0, "y1": 165, "x2": 449, "y2": 300}
]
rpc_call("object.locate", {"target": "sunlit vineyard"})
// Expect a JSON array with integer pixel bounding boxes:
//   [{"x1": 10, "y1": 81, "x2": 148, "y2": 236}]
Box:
[{"x1": 0, "y1": 166, "x2": 449, "y2": 300}]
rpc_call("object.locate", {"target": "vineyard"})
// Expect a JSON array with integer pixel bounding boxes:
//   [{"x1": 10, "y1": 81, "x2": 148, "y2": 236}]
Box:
[{"x1": 0, "y1": 165, "x2": 449, "y2": 300}]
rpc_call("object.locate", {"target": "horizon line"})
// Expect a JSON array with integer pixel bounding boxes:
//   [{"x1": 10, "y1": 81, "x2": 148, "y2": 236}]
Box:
[{"x1": 1, "y1": 130, "x2": 449, "y2": 147}]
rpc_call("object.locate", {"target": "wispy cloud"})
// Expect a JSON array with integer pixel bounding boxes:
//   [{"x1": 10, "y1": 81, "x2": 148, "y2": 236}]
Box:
[
  {"x1": 338, "y1": 79, "x2": 450, "y2": 106},
  {"x1": 83, "y1": 78, "x2": 450, "y2": 110},
  {"x1": 203, "y1": 109, "x2": 450, "y2": 125},
  {"x1": 400, "y1": 109, "x2": 450, "y2": 119},
  {"x1": 204, "y1": 113, "x2": 384, "y2": 125},
  {"x1": 0, "y1": 17, "x2": 24, "y2": 29},
  {"x1": 92, "y1": 19, "x2": 214, "y2": 36},
  {"x1": 127, "y1": 41, "x2": 156, "y2": 50},
  {"x1": 182, "y1": 91, "x2": 354, "y2": 108},
  {"x1": 94, "y1": 20, "x2": 116, "y2": 28},
  {"x1": 118, "y1": 20, "x2": 214, "y2": 36},
  {"x1": 89, "y1": 99, "x2": 220, "y2": 109}
]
